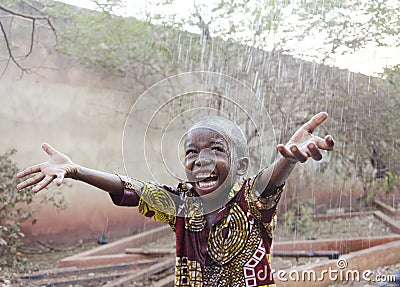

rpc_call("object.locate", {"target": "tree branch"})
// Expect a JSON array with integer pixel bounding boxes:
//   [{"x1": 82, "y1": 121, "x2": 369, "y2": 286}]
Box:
[
  {"x1": 0, "y1": 3, "x2": 58, "y2": 76},
  {"x1": 0, "y1": 20, "x2": 27, "y2": 73}
]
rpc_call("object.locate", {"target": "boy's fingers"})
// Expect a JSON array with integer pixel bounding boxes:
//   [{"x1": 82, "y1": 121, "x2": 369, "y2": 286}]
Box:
[
  {"x1": 55, "y1": 174, "x2": 64, "y2": 186},
  {"x1": 315, "y1": 135, "x2": 334, "y2": 151},
  {"x1": 16, "y1": 164, "x2": 41, "y2": 178},
  {"x1": 290, "y1": 145, "x2": 308, "y2": 163},
  {"x1": 32, "y1": 175, "x2": 54, "y2": 193},
  {"x1": 277, "y1": 144, "x2": 295, "y2": 160},
  {"x1": 42, "y1": 143, "x2": 57, "y2": 156},
  {"x1": 16, "y1": 173, "x2": 45, "y2": 190},
  {"x1": 325, "y1": 135, "x2": 334, "y2": 150},
  {"x1": 307, "y1": 143, "x2": 323, "y2": 161},
  {"x1": 302, "y1": 112, "x2": 328, "y2": 133}
]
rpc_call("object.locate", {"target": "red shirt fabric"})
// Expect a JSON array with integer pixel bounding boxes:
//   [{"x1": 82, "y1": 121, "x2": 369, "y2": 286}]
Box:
[{"x1": 110, "y1": 175, "x2": 283, "y2": 287}]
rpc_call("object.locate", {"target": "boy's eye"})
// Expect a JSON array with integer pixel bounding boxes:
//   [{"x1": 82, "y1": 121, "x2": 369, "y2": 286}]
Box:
[
  {"x1": 185, "y1": 149, "x2": 197, "y2": 156},
  {"x1": 211, "y1": 146, "x2": 225, "y2": 153}
]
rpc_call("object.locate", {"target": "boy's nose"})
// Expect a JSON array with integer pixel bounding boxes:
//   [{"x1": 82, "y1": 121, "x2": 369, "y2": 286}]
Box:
[{"x1": 195, "y1": 148, "x2": 216, "y2": 166}]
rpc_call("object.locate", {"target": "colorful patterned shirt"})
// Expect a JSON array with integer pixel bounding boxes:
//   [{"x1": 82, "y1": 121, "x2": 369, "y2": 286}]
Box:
[{"x1": 110, "y1": 174, "x2": 284, "y2": 287}]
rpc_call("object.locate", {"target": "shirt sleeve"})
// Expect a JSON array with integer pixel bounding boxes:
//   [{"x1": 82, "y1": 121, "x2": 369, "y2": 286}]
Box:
[
  {"x1": 109, "y1": 175, "x2": 141, "y2": 206},
  {"x1": 110, "y1": 175, "x2": 177, "y2": 230},
  {"x1": 245, "y1": 171, "x2": 285, "y2": 238}
]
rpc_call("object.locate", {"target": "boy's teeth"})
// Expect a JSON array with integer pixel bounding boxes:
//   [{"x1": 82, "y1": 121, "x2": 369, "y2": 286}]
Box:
[
  {"x1": 196, "y1": 173, "x2": 215, "y2": 180},
  {"x1": 198, "y1": 179, "x2": 218, "y2": 188}
]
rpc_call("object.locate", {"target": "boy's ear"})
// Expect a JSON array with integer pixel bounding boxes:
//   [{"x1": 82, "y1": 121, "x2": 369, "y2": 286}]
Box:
[{"x1": 236, "y1": 157, "x2": 249, "y2": 176}]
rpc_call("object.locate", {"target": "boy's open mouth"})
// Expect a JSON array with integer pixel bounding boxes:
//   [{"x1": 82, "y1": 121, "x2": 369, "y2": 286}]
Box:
[{"x1": 194, "y1": 172, "x2": 219, "y2": 189}]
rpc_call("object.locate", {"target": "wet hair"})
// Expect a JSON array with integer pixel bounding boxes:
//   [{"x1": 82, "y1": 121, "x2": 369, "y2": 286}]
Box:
[{"x1": 187, "y1": 116, "x2": 248, "y2": 158}]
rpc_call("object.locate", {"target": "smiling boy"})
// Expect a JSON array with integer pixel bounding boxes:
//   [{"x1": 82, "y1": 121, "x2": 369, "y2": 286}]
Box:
[{"x1": 17, "y1": 112, "x2": 334, "y2": 286}]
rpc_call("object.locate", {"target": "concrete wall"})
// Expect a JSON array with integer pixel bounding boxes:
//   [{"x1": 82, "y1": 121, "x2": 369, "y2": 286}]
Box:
[{"x1": 0, "y1": 56, "x2": 163, "y2": 245}]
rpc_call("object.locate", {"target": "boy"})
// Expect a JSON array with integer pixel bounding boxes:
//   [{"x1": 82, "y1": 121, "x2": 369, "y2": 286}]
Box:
[{"x1": 17, "y1": 112, "x2": 334, "y2": 286}]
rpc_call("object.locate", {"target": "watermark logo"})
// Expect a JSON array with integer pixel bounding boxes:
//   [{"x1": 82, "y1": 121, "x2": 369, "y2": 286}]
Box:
[
  {"x1": 336, "y1": 258, "x2": 348, "y2": 269},
  {"x1": 262, "y1": 259, "x2": 398, "y2": 284}
]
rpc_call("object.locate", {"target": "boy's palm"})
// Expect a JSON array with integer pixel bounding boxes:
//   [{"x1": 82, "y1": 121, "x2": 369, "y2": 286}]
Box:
[
  {"x1": 277, "y1": 112, "x2": 334, "y2": 163},
  {"x1": 16, "y1": 143, "x2": 77, "y2": 193}
]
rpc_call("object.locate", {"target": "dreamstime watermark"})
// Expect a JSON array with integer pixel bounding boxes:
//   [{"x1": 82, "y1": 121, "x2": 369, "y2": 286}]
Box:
[{"x1": 257, "y1": 259, "x2": 398, "y2": 284}]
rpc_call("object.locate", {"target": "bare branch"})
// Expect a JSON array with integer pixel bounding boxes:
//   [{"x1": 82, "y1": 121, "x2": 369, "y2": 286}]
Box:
[
  {"x1": 0, "y1": 3, "x2": 58, "y2": 76},
  {"x1": 0, "y1": 20, "x2": 28, "y2": 74},
  {"x1": 0, "y1": 4, "x2": 48, "y2": 20},
  {"x1": 19, "y1": 18, "x2": 35, "y2": 60}
]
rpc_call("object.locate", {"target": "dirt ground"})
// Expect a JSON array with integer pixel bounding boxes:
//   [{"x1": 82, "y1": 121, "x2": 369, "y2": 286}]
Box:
[
  {"x1": 1, "y1": 215, "x2": 399, "y2": 286},
  {"x1": 376, "y1": 189, "x2": 400, "y2": 209},
  {"x1": 7, "y1": 217, "x2": 399, "y2": 268},
  {"x1": 20, "y1": 240, "x2": 100, "y2": 271},
  {"x1": 275, "y1": 215, "x2": 394, "y2": 241}
]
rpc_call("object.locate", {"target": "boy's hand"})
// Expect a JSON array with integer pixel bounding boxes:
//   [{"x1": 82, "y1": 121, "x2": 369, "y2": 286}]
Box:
[
  {"x1": 16, "y1": 143, "x2": 77, "y2": 193},
  {"x1": 277, "y1": 112, "x2": 334, "y2": 163}
]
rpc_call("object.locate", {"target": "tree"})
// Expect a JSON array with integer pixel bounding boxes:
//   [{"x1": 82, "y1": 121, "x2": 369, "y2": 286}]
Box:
[
  {"x1": 0, "y1": 149, "x2": 66, "y2": 270},
  {"x1": 0, "y1": 0, "x2": 58, "y2": 77},
  {"x1": 143, "y1": 0, "x2": 400, "y2": 66},
  {"x1": 0, "y1": 0, "x2": 123, "y2": 77},
  {"x1": 0, "y1": 149, "x2": 33, "y2": 269}
]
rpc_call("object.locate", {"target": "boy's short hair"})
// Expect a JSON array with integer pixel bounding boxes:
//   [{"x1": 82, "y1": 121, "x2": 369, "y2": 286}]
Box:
[{"x1": 188, "y1": 116, "x2": 248, "y2": 158}]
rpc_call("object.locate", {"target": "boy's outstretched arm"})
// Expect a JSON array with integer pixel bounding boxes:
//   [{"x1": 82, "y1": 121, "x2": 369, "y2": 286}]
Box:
[
  {"x1": 254, "y1": 112, "x2": 334, "y2": 197},
  {"x1": 16, "y1": 143, "x2": 124, "y2": 195}
]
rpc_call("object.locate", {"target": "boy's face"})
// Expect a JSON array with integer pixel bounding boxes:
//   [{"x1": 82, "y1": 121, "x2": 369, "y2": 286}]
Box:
[{"x1": 184, "y1": 127, "x2": 236, "y2": 196}]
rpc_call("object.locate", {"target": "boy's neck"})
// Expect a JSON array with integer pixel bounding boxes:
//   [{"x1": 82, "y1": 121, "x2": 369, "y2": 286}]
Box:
[{"x1": 199, "y1": 185, "x2": 235, "y2": 214}]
